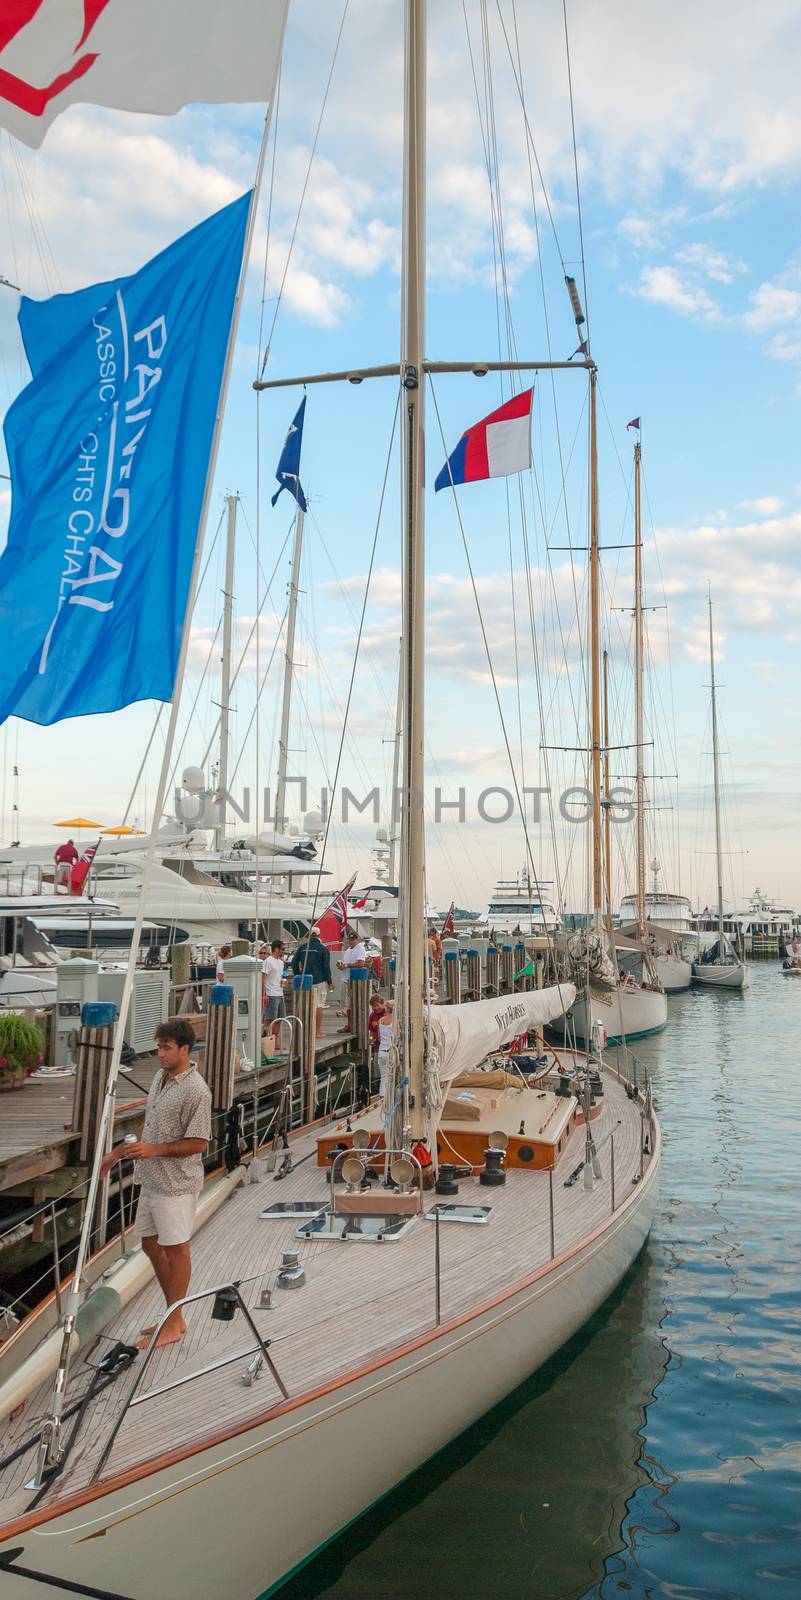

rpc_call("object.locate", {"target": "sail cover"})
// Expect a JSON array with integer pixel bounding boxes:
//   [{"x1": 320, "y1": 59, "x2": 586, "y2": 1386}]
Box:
[
  {"x1": 430, "y1": 983, "x2": 576, "y2": 1087},
  {"x1": 0, "y1": 0, "x2": 288, "y2": 148}
]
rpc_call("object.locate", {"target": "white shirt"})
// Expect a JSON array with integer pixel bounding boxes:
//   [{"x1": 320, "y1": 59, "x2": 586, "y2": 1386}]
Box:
[
  {"x1": 377, "y1": 1020, "x2": 393, "y2": 1054},
  {"x1": 262, "y1": 955, "x2": 285, "y2": 998},
  {"x1": 342, "y1": 941, "x2": 366, "y2": 968},
  {"x1": 216, "y1": 958, "x2": 226, "y2": 982}
]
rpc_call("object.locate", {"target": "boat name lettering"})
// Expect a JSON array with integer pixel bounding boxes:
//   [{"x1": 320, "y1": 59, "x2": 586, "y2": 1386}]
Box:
[{"x1": 494, "y1": 1001, "x2": 527, "y2": 1031}]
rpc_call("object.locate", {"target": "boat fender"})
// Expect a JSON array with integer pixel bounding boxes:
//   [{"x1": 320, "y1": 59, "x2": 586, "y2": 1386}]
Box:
[{"x1": 74, "y1": 1285, "x2": 122, "y2": 1349}]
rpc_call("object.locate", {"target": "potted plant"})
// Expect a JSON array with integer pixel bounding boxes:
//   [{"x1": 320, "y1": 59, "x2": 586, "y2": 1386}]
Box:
[{"x1": 0, "y1": 1012, "x2": 45, "y2": 1092}]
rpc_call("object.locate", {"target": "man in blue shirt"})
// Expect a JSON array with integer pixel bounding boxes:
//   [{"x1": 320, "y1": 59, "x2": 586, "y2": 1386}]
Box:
[{"x1": 291, "y1": 925, "x2": 333, "y2": 1038}]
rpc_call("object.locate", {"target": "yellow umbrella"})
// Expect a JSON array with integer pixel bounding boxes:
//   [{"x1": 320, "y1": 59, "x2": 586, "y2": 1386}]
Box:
[
  {"x1": 54, "y1": 816, "x2": 105, "y2": 830},
  {"x1": 102, "y1": 825, "x2": 145, "y2": 836}
]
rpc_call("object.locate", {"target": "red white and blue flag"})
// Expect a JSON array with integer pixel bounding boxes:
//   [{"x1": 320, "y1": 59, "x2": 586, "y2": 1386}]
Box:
[
  {"x1": 0, "y1": 0, "x2": 287, "y2": 148},
  {"x1": 315, "y1": 874, "x2": 357, "y2": 950},
  {"x1": 435, "y1": 388, "x2": 533, "y2": 492},
  {"x1": 627, "y1": 417, "x2": 641, "y2": 431},
  {"x1": 441, "y1": 903, "x2": 455, "y2": 936},
  {"x1": 69, "y1": 834, "x2": 101, "y2": 896}
]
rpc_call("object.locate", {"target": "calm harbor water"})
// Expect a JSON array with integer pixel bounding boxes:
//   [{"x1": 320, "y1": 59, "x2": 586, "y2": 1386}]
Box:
[{"x1": 279, "y1": 963, "x2": 801, "y2": 1600}]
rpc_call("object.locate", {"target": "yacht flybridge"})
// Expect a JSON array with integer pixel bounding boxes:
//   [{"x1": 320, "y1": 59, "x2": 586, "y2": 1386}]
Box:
[
  {"x1": 483, "y1": 867, "x2": 561, "y2": 938},
  {"x1": 0, "y1": 4, "x2": 660, "y2": 1594}
]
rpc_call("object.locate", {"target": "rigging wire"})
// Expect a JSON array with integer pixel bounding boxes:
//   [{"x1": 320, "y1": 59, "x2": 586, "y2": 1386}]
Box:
[{"x1": 258, "y1": 1, "x2": 350, "y2": 378}]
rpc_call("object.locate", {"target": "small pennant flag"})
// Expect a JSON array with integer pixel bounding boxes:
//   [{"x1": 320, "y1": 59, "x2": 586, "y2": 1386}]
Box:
[
  {"x1": 435, "y1": 388, "x2": 533, "y2": 492},
  {"x1": 569, "y1": 339, "x2": 588, "y2": 359},
  {"x1": 272, "y1": 397, "x2": 308, "y2": 512},
  {"x1": 627, "y1": 417, "x2": 641, "y2": 431}
]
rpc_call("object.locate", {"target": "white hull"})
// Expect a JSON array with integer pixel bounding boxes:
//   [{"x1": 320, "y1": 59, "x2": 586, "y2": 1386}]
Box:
[
  {"x1": 693, "y1": 960, "x2": 746, "y2": 990},
  {"x1": 654, "y1": 953, "x2": 693, "y2": 994},
  {"x1": 0, "y1": 1138, "x2": 659, "y2": 1599},
  {"x1": 565, "y1": 982, "x2": 668, "y2": 1044}
]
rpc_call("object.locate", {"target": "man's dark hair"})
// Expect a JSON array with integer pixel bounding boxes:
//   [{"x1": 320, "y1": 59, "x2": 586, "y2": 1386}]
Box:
[
  {"x1": 155, "y1": 1016, "x2": 196, "y2": 1052},
  {"x1": 271, "y1": 939, "x2": 284, "y2": 951}
]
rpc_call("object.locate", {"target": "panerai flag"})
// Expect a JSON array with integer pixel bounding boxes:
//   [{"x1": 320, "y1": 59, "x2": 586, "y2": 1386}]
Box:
[
  {"x1": 0, "y1": 0, "x2": 288, "y2": 147},
  {"x1": 0, "y1": 193, "x2": 250, "y2": 726},
  {"x1": 435, "y1": 388, "x2": 533, "y2": 491}
]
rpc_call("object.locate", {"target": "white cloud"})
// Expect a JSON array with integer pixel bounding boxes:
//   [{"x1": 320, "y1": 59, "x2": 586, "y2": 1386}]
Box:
[
  {"x1": 674, "y1": 243, "x2": 746, "y2": 283},
  {"x1": 634, "y1": 265, "x2": 719, "y2": 320},
  {"x1": 738, "y1": 496, "x2": 784, "y2": 514},
  {"x1": 743, "y1": 283, "x2": 801, "y2": 332}
]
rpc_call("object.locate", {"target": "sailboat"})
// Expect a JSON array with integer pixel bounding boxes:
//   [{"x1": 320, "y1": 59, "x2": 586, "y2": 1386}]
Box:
[
  {"x1": 0, "y1": 5, "x2": 659, "y2": 1594},
  {"x1": 559, "y1": 426, "x2": 668, "y2": 1045},
  {"x1": 692, "y1": 596, "x2": 746, "y2": 990}
]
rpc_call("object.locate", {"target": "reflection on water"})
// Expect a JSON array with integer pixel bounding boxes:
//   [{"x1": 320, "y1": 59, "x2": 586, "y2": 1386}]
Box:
[{"x1": 277, "y1": 967, "x2": 801, "y2": 1600}]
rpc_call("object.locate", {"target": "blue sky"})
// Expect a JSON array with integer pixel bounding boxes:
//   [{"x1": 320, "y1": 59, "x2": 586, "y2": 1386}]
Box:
[{"x1": 0, "y1": 0, "x2": 799, "y2": 915}]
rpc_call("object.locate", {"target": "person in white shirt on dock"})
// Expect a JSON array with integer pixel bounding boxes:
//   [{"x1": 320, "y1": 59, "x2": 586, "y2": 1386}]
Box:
[
  {"x1": 262, "y1": 938, "x2": 287, "y2": 1048},
  {"x1": 337, "y1": 930, "x2": 366, "y2": 1023}
]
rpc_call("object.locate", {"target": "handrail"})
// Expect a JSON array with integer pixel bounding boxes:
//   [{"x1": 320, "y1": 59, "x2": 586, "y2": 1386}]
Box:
[{"x1": 90, "y1": 1277, "x2": 288, "y2": 1484}]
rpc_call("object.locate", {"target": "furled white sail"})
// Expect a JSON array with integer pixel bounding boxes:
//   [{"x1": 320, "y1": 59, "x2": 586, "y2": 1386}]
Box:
[{"x1": 430, "y1": 983, "x2": 575, "y2": 1087}]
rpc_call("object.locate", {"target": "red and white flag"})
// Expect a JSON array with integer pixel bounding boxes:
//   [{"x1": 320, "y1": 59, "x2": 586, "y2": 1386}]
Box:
[
  {"x1": 0, "y1": 0, "x2": 287, "y2": 148},
  {"x1": 69, "y1": 834, "x2": 101, "y2": 896},
  {"x1": 441, "y1": 902, "x2": 455, "y2": 936}
]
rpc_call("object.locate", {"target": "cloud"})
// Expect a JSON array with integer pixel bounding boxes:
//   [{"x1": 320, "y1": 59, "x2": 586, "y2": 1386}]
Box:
[
  {"x1": 743, "y1": 282, "x2": 801, "y2": 332},
  {"x1": 634, "y1": 265, "x2": 719, "y2": 320},
  {"x1": 738, "y1": 496, "x2": 783, "y2": 514},
  {"x1": 674, "y1": 243, "x2": 746, "y2": 283}
]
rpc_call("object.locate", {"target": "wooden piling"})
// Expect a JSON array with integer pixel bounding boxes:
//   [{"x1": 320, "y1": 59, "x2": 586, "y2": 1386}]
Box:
[
  {"x1": 444, "y1": 950, "x2": 461, "y2": 1005},
  {"x1": 501, "y1": 944, "x2": 515, "y2": 993},
  {"x1": 169, "y1": 942, "x2": 192, "y2": 1013},
  {"x1": 486, "y1": 945, "x2": 499, "y2": 996},
  {"x1": 205, "y1": 983, "x2": 236, "y2": 1114},
  {"x1": 292, "y1": 975, "x2": 317, "y2": 1123},
  {"x1": 466, "y1": 948, "x2": 481, "y2": 1000},
  {"x1": 350, "y1": 966, "x2": 371, "y2": 1059}
]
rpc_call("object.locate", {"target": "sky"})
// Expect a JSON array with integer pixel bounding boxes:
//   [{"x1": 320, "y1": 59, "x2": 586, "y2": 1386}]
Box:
[{"x1": 0, "y1": 0, "x2": 800, "y2": 918}]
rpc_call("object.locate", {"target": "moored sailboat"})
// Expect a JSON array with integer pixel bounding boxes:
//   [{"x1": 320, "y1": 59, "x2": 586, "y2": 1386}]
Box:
[{"x1": 0, "y1": 5, "x2": 660, "y2": 1594}]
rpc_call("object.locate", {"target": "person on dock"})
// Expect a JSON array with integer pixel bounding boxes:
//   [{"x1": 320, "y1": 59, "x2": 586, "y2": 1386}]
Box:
[
  {"x1": 262, "y1": 938, "x2": 287, "y2": 1048},
  {"x1": 100, "y1": 1016, "x2": 211, "y2": 1349},
  {"x1": 216, "y1": 944, "x2": 232, "y2": 982},
  {"x1": 376, "y1": 999, "x2": 394, "y2": 1100},
  {"x1": 291, "y1": 925, "x2": 332, "y2": 1039},
  {"x1": 54, "y1": 837, "x2": 78, "y2": 890},
  {"x1": 337, "y1": 929, "x2": 367, "y2": 1023}
]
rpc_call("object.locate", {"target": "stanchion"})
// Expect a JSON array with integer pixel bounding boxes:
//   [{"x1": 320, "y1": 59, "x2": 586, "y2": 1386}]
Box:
[
  {"x1": 291, "y1": 974, "x2": 317, "y2": 1123},
  {"x1": 205, "y1": 983, "x2": 236, "y2": 1114}
]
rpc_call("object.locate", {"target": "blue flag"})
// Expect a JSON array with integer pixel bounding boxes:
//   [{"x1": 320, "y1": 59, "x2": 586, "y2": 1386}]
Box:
[
  {"x1": 271, "y1": 397, "x2": 308, "y2": 512},
  {"x1": 0, "y1": 191, "x2": 251, "y2": 727}
]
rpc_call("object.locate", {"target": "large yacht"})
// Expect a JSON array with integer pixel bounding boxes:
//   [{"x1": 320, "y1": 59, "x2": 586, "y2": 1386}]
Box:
[{"x1": 482, "y1": 867, "x2": 561, "y2": 938}]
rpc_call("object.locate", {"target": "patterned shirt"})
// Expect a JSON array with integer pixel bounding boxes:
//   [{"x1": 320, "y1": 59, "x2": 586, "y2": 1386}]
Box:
[{"x1": 135, "y1": 1062, "x2": 212, "y2": 1195}]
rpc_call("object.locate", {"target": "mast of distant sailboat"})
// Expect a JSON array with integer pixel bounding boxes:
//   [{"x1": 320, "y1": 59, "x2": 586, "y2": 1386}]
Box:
[{"x1": 708, "y1": 593, "x2": 725, "y2": 945}]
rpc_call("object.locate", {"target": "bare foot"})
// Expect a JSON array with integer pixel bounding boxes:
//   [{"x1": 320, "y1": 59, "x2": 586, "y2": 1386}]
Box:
[
  {"x1": 139, "y1": 1316, "x2": 186, "y2": 1341},
  {"x1": 137, "y1": 1322, "x2": 185, "y2": 1350}
]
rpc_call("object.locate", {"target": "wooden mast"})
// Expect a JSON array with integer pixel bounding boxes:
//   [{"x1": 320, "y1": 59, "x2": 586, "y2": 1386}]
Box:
[
  {"x1": 602, "y1": 646, "x2": 613, "y2": 935},
  {"x1": 274, "y1": 504, "x2": 305, "y2": 833},
  {"x1": 399, "y1": 0, "x2": 427, "y2": 1139},
  {"x1": 633, "y1": 441, "x2": 647, "y2": 942},
  {"x1": 589, "y1": 369, "x2": 603, "y2": 923},
  {"x1": 708, "y1": 593, "x2": 725, "y2": 944}
]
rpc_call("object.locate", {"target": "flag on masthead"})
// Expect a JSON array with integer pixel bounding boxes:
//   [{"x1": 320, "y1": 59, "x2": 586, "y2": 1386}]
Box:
[
  {"x1": 627, "y1": 417, "x2": 641, "y2": 431},
  {"x1": 435, "y1": 388, "x2": 533, "y2": 491},
  {"x1": 0, "y1": 192, "x2": 251, "y2": 727},
  {"x1": 0, "y1": 0, "x2": 288, "y2": 148},
  {"x1": 272, "y1": 397, "x2": 308, "y2": 512}
]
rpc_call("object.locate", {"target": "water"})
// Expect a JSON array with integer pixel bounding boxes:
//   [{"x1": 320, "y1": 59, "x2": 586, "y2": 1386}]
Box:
[{"x1": 279, "y1": 964, "x2": 801, "y2": 1600}]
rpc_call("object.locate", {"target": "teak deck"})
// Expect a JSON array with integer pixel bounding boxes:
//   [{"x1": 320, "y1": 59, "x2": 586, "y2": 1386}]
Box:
[{"x1": 0, "y1": 1064, "x2": 648, "y2": 1531}]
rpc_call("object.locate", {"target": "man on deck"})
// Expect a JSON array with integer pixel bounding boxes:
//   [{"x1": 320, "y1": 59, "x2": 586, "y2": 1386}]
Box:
[
  {"x1": 54, "y1": 837, "x2": 78, "y2": 890},
  {"x1": 101, "y1": 1016, "x2": 211, "y2": 1349}
]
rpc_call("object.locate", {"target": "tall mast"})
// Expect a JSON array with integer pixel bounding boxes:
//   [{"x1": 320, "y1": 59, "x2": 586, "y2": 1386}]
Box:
[
  {"x1": 216, "y1": 492, "x2": 238, "y2": 852},
  {"x1": 387, "y1": 639, "x2": 403, "y2": 888},
  {"x1": 399, "y1": 0, "x2": 427, "y2": 1139},
  {"x1": 589, "y1": 369, "x2": 603, "y2": 921},
  {"x1": 275, "y1": 503, "x2": 304, "y2": 833},
  {"x1": 602, "y1": 646, "x2": 613, "y2": 934},
  {"x1": 633, "y1": 442, "x2": 647, "y2": 941},
  {"x1": 708, "y1": 594, "x2": 724, "y2": 941}
]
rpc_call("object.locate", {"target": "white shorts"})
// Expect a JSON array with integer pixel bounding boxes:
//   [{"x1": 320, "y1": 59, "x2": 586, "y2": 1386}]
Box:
[
  {"x1": 313, "y1": 983, "x2": 328, "y2": 1009},
  {"x1": 135, "y1": 1190, "x2": 198, "y2": 1247}
]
